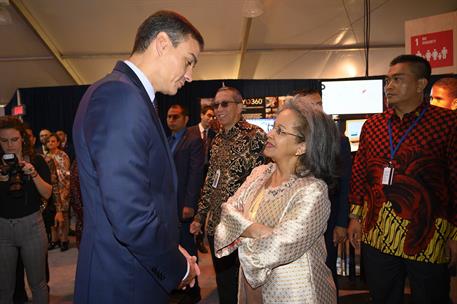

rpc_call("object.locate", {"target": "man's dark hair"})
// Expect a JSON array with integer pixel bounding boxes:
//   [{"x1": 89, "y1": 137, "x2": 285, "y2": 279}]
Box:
[
  {"x1": 433, "y1": 77, "x2": 457, "y2": 99},
  {"x1": 201, "y1": 105, "x2": 213, "y2": 115},
  {"x1": 169, "y1": 104, "x2": 188, "y2": 117},
  {"x1": 132, "y1": 10, "x2": 204, "y2": 54},
  {"x1": 390, "y1": 55, "x2": 431, "y2": 83},
  {"x1": 291, "y1": 88, "x2": 322, "y2": 98}
]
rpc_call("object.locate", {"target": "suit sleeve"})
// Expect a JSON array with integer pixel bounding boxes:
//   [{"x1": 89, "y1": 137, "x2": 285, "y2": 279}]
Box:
[
  {"x1": 83, "y1": 82, "x2": 186, "y2": 291},
  {"x1": 183, "y1": 133, "x2": 204, "y2": 209},
  {"x1": 335, "y1": 136, "x2": 351, "y2": 228}
]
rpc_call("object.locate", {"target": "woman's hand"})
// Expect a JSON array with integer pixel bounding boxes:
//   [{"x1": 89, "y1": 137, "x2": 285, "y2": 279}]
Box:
[
  {"x1": 242, "y1": 223, "x2": 273, "y2": 239},
  {"x1": 20, "y1": 160, "x2": 38, "y2": 178}
]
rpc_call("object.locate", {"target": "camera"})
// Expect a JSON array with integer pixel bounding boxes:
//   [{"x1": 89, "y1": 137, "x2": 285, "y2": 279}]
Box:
[{"x1": 0, "y1": 153, "x2": 24, "y2": 193}]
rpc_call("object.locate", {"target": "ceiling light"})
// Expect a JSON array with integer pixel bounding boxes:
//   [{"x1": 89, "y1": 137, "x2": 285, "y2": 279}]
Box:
[{"x1": 242, "y1": 0, "x2": 264, "y2": 18}]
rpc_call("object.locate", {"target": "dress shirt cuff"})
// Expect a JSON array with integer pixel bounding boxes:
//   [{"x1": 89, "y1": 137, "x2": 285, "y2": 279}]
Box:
[{"x1": 182, "y1": 261, "x2": 190, "y2": 281}]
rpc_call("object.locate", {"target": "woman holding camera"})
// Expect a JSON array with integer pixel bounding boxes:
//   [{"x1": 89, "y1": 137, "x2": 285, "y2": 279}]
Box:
[{"x1": 0, "y1": 116, "x2": 52, "y2": 304}]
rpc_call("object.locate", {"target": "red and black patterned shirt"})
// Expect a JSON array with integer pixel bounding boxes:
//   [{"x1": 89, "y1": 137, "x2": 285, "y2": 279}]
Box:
[{"x1": 350, "y1": 102, "x2": 457, "y2": 263}]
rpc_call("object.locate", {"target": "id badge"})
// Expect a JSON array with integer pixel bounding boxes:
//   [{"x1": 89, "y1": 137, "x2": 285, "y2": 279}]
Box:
[
  {"x1": 382, "y1": 165, "x2": 395, "y2": 185},
  {"x1": 212, "y1": 169, "x2": 221, "y2": 188}
]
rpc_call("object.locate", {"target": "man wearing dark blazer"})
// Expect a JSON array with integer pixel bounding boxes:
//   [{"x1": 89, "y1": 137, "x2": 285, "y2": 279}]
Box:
[
  {"x1": 167, "y1": 104, "x2": 205, "y2": 303},
  {"x1": 72, "y1": 11, "x2": 204, "y2": 304},
  {"x1": 188, "y1": 105, "x2": 216, "y2": 253}
]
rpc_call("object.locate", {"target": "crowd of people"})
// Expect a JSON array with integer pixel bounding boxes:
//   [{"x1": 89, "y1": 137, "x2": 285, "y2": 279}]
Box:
[{"x1": 0, "y1": 9, "x2": 456, "y2": 304}]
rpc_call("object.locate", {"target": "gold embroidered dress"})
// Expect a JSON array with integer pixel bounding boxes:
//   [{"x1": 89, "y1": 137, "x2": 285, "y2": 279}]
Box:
[{"x1": 215, "y1": 163, "x2": 336, "y2": 304}]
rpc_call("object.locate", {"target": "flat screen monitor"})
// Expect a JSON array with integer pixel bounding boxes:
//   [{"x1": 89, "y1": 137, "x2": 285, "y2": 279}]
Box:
[
  {"x1": 345, "y1": 119, "x2": 367, "y2": 152},
  {"x1": 321, "y1": 79, "x2": 384, "y2": 115},
  {"x1": 246, "y1": 118, "x2": 275, "y2": 133}
]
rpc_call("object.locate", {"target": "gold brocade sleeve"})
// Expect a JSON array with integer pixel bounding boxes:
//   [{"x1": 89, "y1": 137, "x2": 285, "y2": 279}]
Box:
[
  {"x1": 240, "y1": 181, "x2": 330, "y2": 288},
  {"x1": 214, "y1": 165, "x2": 267, "y2": 258}
]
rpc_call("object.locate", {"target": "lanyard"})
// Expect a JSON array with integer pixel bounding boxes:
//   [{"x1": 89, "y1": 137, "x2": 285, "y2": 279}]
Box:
[{"x1": 388, "y1": 105, "x2": 428, "y2": 161}]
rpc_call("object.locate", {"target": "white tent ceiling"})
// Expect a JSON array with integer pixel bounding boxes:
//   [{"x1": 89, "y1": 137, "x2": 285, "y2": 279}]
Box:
[{"x1": 0, "y1": 0, "x2": 456, "y2": 105}]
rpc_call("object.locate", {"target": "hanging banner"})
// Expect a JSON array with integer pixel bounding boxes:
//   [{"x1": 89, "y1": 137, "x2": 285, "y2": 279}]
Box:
[
  {"x1": 405, "y1": 11, "x2": 457, "y2": 74},
  {"x1": 411, "y1": 30, "x2": 453, "y2": 68}
]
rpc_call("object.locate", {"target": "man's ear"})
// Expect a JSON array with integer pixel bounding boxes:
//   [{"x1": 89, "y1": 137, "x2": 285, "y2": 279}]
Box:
[
  {"x1": 417, "y1": 78, "x2": 428, "y2": 93},
  {"x1": 295, "y1": 142, "x2": 306, "y2": 156},
  {"x1": 184, "y1": 116, "x2": 189, "y2": 126},
  {"x1": 451, "y1": 98, "x2": 457, "y2": 111},
  {"x1": 155, "y1": 32, "x2": 171, "y2": 56}
]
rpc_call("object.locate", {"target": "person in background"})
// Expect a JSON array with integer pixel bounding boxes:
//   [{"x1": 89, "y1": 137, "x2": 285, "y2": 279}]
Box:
[
  {"x1": 0, "y1": 116, "x2": 52, "y2": 304},
  {"x1": 38, "y1": 129, "x2": 51, "y2": 155},
  {"x1": 430, "y1": 77, "x2": 457, "y2": 111},
  {"x1": 429, "y1": 76, "x2": 457, "y2": 303},
  {"x1": 293, "y1": 88, "x2": 352, "y2": 292},
  {"x1": 188, "y1": 105, "x2": 217, "y2": 254},
  {"x1": 69, "y1": 160, "x2": 83, "y2": 249},
  {"x1": 72, "y1": 10, "x2": 204, "y2": 303},
  {"x1": 214, "y1": 99, "x2": 339, "y2": 303},
  {"x1": 191, "y1": 86, "x2": 267, "y2": 304},
  {"x1": 45, "y1": 133, "x2": 71, "y2": 252},
  {"x1": 56, "y1": 130, "x2": 75, "y2": 162},
  {"x1": 348, "y1": 55, "x2": 457, "y2": 304},
  {"x1": 167, "y1": 104, "x2": 205, "y2": 304}
]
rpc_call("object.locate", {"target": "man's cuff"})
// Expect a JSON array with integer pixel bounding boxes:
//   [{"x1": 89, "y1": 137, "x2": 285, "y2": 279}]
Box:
[{"x1": 182, "y1": 261, "x2": 190, "y2": 281}]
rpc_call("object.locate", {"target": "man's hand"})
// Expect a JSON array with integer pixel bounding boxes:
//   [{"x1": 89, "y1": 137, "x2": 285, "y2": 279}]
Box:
[
  {"x1": 347, "y1": 218, "x2": 362, "y2": 250},
  {"x1": 447, "y1": 239, "x2": 457, "y2": 268},
  {"x1": 333, "y1": 226, "x2": 347, "y2": 246},
  {"x1": 182, "y1": 207, "x2": 195, "y2": 220},
  {"x1": 178, "y1": 245, "x2": 200, "y2": 290},
  {"x1": 55, "y1": 211, "x2": 64, "y2": 225},
  {"x1": 190, "y1": 220, "x2": 202, "y2": 235}
]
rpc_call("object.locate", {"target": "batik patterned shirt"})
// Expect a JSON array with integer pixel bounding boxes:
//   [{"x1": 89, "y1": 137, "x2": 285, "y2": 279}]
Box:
[
  {"x1": 194, "y1": 118, "x2": 267, "y2": 236},
  {"x1": 350, "y1": 102, "x2": 457, "y2": 263}
]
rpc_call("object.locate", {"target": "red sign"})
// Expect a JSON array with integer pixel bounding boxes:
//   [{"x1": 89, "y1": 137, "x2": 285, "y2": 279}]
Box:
[
  {"x1": 411, "y1": 30, "x2": 453, "y2": 68},
  {"x1": 12, "y1": 104, "x2": 26, "y2": 116}
]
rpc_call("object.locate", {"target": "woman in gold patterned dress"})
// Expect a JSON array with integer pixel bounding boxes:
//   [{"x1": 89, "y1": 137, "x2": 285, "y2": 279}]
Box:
[{"x1": 215, "y1": 98, "x2": 339, "y2": 303}]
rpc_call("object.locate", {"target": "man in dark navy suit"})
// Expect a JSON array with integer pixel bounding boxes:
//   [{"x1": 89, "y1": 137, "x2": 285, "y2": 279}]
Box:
[
  {"x1": 167, "y1": 104, "x2": 205, "y2": 303},
  {"x1": 72, "y1": 11, "x2": 204, "y2": 304},
  {"x1": 188, "y1": 105, "x2": 216, "y2": 254}
]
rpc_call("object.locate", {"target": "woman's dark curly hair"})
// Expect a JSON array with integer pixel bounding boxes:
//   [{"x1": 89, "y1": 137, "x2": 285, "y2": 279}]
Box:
[{"x1": 0, "y1": 116, "x2": 35, "y2": 161}]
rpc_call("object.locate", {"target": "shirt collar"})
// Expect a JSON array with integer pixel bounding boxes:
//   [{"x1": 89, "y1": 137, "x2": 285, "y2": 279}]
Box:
[
  {"x1": 221, "y1": 117, "x2": 248, "y2": 138},
  {"x1": 124, "y1": 60, "x2": 156, "y2": 105},
  {"x1": 198, "y1": 123, "x2": 206, "y2": 134},
  {"x1": 173, "y1": 128, "x2": 187, "y2": 140},
  {"x1": 386, "y1": 101, "x2": 428, "y2": 121}
]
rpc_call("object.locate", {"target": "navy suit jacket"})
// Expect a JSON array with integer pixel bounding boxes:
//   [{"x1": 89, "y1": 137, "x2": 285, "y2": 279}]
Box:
[
  {"x1": 173, "y1": 126, "x2": 204, "y2": 222},
  {"x1": 72, "y1": 61, "x2": 187, "y2": 303}
]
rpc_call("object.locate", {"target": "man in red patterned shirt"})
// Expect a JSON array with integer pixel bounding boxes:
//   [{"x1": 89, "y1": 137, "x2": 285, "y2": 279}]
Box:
[{"x1": 348, "y1": 54, "x2": 457, "y2": 304}]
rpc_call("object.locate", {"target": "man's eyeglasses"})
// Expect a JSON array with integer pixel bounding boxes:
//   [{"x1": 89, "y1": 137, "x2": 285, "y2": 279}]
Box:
[
  {"x1": 212, "y1": 101, "x2": 240, "y2": 109},
  {"x1": 271, "y1": 125, "x2": 302, "y2": 138}
]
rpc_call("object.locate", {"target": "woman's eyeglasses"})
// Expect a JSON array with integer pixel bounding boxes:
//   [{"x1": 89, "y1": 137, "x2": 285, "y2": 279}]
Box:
[
  {"x1": 271, "y1": 125, "x2": 302, "y2": 138},
  {"x1": 212, "y1": 101, "x2": 240, "y2": 109}
]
